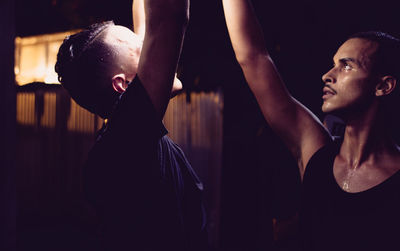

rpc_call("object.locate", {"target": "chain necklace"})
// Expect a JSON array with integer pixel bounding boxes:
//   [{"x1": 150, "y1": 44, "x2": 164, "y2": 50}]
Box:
[{"x1": 342, "y1": 167, "x2": 357, "y2": 191}]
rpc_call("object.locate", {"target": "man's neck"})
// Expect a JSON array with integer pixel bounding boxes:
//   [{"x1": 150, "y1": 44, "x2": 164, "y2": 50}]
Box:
[{"x1": 339, "y1": 105, "x2": 396, "y2": 169}]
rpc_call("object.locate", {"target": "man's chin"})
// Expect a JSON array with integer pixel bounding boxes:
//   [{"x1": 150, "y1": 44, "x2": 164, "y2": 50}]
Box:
[
  {"x1": 322, "y1": 101, "x2": 340, "y2": 114},
  {"x1": 321, "y1": 104, "x2": 332, "y2": 114}
]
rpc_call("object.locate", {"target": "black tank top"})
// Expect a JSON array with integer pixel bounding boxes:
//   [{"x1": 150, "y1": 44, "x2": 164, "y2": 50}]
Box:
[{"x1": 301, "y1": 140, "x2": 400, "y2": 251}]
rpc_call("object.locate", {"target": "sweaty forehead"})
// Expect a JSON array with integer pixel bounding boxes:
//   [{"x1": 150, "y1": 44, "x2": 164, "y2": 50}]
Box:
[{"x1": 334, "y1": 38, "x2": 378, "y2": 68}]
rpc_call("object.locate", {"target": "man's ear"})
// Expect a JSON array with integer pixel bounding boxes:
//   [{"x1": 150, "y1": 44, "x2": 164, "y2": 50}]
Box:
[
  {"x1": 376, "y1": 76, "x2": 397, "y2": 97},
  {"x1": 112, "y1": 73, "x2": 129, "y2": 93}
]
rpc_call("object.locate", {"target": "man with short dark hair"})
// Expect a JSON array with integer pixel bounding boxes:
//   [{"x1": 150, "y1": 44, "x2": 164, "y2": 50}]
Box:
[
  {"x1": 222, "y1": 0, "x2": 400, "y2": 250},
  {"x1": 55, "y1": 0, "x2": 208, "y2": 250}
]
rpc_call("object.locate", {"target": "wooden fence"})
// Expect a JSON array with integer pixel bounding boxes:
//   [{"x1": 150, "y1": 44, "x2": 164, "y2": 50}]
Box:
[{"x1": 16, "y1": 83, "x2": 223, "y2": 250}]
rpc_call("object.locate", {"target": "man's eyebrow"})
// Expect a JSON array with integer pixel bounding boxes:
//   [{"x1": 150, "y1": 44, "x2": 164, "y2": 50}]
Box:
[{"x1": 338, "y1": 57, "x2": 361, "y2": 67}]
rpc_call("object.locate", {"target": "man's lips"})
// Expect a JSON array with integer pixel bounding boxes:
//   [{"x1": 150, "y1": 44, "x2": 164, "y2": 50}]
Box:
[{"x1": 322, "y1": 85, "x2": 336, "y2": 99}]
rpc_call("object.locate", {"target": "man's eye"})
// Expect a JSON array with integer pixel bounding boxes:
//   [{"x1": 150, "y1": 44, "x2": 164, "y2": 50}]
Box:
[{"x1": 344, "y1": 64, "x2": 352, "y2": 71}]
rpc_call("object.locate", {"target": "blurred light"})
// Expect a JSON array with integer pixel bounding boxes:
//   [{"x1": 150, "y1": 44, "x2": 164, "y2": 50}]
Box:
[{"x1": 15, "y1": 30, "x2": 80, "y2": 86}]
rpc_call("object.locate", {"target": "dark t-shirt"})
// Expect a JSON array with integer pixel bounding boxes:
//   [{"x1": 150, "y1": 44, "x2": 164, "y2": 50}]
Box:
[
  {"x1": 301, "y1": 140, "x2": 400, "y2": 251},
  {"x1": 84, "y1": 76, "x2": 207, "y2": 251}
]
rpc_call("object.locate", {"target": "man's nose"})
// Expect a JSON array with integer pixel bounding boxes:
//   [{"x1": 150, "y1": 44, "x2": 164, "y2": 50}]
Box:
[{"x1": 322, "y1": 68, "x2": 335, "y2": 84}]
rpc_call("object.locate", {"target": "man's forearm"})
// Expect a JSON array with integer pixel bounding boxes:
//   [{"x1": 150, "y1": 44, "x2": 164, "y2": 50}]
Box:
[
  {"x1": 222, "y1": 0, "x2": 267, "y2": 63},
  {"x1": 222, "y1": 0, "x2": 294, "y2": 125},
  {"x1": 132, "y1": 0, "x2": 145, "y2": 38},
  {"x1": 133, "y1": 0, "x2": 189, "y2": 38},
  {"x1": 145, "y1": 0, "x2": 189, "y2": 30}
]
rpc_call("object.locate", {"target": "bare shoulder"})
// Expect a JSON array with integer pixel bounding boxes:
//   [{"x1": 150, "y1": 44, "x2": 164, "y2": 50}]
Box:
[{"x1": 297, "y1": 113, "x2": 333, "y2": 178}]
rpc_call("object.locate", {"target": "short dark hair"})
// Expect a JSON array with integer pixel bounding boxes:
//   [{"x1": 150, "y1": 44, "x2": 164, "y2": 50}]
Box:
[
  {"x1": 348, "y1": 31, "x2": 400, "y2": 81},
  {"x1": 55, "y1": 21, "x2": 118, "y2": 118},
  {"x1": 348, "y1": 31, "x2": 400, "y2": 138}
]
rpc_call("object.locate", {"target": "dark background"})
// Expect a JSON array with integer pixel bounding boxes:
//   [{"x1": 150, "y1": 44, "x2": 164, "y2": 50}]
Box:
[
  {"x1": 8, "y1": 0, "x2": 400, "y2": 250},
  {"x1": 15, "y1": 0, "x2": 400, "y2": 129},
  {"x1": 1, "y1": 0, "x2": 16, "y2": 250}
]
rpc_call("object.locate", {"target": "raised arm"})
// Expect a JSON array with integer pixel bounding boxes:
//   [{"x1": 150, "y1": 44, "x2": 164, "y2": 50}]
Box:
[
  {"x1": 136, "y1": 0, "x2": 188, "y2": 118},
  {"x1": 133, "y1": 0, "x2": 184, "y2": 98},
  {"x1": 222, "y1": 0, "x2": 330, "y2": 177},
  {"x1": 132, "y1": 0, "x2": 145, "y2": 39}
]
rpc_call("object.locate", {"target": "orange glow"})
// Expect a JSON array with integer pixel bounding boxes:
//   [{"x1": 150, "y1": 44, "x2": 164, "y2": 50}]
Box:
[{"x1": 15, "y1": 30, "x2": 80, "y2": 86}]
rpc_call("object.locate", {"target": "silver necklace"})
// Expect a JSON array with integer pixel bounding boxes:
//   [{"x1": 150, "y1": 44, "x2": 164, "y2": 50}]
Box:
[{"x1": 342, "y1": 168, "x2": 357, "y2": 191}]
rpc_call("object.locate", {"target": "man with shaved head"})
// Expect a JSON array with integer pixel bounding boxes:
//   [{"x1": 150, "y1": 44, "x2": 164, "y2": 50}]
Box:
[{"x1": 55, "y1": 0, "x2": 208, "y2": 250}]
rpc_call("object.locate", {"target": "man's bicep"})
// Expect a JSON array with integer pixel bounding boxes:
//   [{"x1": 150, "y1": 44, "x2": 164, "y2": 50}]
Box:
[
  {"x1": 240, "y1": 58, "x2": 305, "y2": 148},
  {"x1": 136, "y1": 1, "x2": 188, "y2": 119},
  {"x1": 136, "y1": 34, "x2": 181, "y2": 117},
  {"x1": 242, "y1": 58, "x2": 331, "y2": 171},
  {"x1": 270, "y1": 102, "x2": 330, "y2": 169}
]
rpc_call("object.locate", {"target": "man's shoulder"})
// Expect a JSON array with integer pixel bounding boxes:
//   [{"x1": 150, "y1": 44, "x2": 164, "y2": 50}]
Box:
[
  {"x1": 307, "y1": 139, "x2": 340, "y2": 167},
  {"x1": 104, "y1": 76, "x2": 166, "y2": 141}
]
